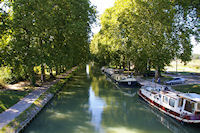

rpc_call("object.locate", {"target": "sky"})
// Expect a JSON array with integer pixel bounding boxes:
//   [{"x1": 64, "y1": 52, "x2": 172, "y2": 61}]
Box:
[
  {"x1": 90, "y1": 0, "x2": 116, "y2": 34},
  {"x1": 90, "y1": 0, "x2": 199, "y2": 54}
]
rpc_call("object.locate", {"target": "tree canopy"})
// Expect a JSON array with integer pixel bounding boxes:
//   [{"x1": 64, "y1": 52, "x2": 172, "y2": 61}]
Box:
[
  {"x1": 90, "y1": 0, "x2": 199, "y2": 78},
  {"x1": 0, "y1": 0, "x2": 96, "y2": 84}
]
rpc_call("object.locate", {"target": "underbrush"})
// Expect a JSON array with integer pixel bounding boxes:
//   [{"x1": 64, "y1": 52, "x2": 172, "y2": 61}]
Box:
[{"x1": 0, "y1": 67, "x2": 14, "y2": 85}]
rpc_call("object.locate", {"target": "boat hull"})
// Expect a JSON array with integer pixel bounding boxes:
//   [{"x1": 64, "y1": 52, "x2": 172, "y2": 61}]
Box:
[
  {"x1": 138, "y1": 90, "x2": 200, "y2": 124},
  {"x1": 104, "y1": 70, "x2": 141, "y2": 87},
  {"x1": 116, "y1": 81, "x2": 141, "y2": 87}
]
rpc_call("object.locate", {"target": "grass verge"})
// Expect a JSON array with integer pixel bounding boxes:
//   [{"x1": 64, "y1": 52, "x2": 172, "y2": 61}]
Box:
[
  {"x1": 173, "y1": 84, "x2": 200, "y2": 94},
  {"x1": 0, "y1": 89, "x2": 33, "y2": 113}
]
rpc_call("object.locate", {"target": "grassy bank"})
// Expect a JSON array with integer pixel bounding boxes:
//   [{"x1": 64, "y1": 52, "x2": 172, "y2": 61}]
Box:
[
  {"x1": 0, "y1": 89, "x2": 32, "y2": 113},
  {"x1": 173, "y1": 84, "x2": 200, "y2": 94},
  {"x1": 165, "y1": 59, "x2": 200, "y2": 73}
]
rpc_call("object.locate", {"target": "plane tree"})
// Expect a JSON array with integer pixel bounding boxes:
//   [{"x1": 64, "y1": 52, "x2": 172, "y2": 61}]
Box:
[
  {"x1": 1, "y1": 0, "x2": 95, "y2": 85},
  {"x1": 90, "y1": 0, "x2": 199, "y2": 79}
]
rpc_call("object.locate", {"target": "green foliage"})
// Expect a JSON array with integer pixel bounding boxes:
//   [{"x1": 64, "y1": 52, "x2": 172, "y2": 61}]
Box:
[
  {"x1": 0, "y1": 0, "x2": 96, "y2": 84},
  {"x1": 90, "y1": 0, "x2": 199, "y2": 77},
  {"x1": 0, "y1": 66, "x2": 13, "y2": 84}
]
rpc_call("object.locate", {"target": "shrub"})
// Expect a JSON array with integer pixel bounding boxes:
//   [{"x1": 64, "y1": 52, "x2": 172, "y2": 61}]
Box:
[{"x1": 0, "y1": 66, "x2": 13, "y2": 85}]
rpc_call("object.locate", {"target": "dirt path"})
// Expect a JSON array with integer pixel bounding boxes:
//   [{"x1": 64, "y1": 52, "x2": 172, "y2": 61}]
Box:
[{"x1": 136, "y1": 76, "x2": 162, "y2": 87}]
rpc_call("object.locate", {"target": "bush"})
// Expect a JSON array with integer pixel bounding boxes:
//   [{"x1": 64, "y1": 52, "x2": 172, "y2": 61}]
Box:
[{"x1": 0, "y1": 66, "x2": 13, "y2": 85}]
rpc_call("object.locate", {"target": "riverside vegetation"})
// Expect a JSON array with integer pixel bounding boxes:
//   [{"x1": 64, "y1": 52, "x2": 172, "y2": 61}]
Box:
[
  {"x1": 90, "y1": 0, "x2": 199, "y2": 80},
  {"x1": 0, "y1": 0, "x2": 95, "y2": 113},
  {"x1": 0, "y1": 0, "x2": 96, "y2": 86}
]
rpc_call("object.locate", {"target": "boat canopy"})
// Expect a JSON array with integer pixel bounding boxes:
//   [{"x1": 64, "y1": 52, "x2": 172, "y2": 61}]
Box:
[{"x1": 178, "y1": 93, "x2": 200, "y2": 103}]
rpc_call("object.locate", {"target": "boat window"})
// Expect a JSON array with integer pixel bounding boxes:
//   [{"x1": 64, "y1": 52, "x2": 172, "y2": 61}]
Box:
[
  {"x1": 163, "y1": 96, "x2": 168, "y2": 104},
  {"x1": 174, "y1": 78, "x2": 180, "y2": 80},
  {"x1": 178, "y1": 98, "x2": 183, "y2": 107},
  {"x1": 197, "y1": 103, "x2": 200, "y2": 110},
  {"x1": 169, "y1": 98, "x2": 175, "y2": 107},
  {"x1": 184, "y1": 100, "x2": 195, "y2": 113}
]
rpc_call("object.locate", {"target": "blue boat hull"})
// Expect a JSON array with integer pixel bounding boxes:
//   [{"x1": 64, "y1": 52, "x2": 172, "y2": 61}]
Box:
[{"x1": 116, "y1": 81, "x2": 141, "y2": 87}]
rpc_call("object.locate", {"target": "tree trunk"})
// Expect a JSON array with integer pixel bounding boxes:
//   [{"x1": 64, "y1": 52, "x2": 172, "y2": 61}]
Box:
[
  {"x1": 158, "y1": 68, "x2": 161, "y2": 77},
  {"x1": 59, "y1": 65, "x2": 62, "y2": 74},
  {"x1": 155, "y1": 70, "x2": 159, "y2": 82},
  {"x1": 147, "y1": 60, "x2": 151, "y2": 73},
  {"x1": 155, "y1": 67, "x2": 161, "y2": 82},
  {"x1": 56, "y1": 66, "x2": 58, "y2": 75},
  {"x1": 50, "y1": 68, "x2": 54, "y2": 79},
  {"x1": 41, "y1": 64, "x2": 45, "y2": 82},
  {"x1": 123, "y1": 62, "x2": 125, "y2": 70},
  {"x1": 29, "y1": 67, "x2": 36, "y2": 86},
  {"x1": 61, "y1": 65, "x2": 64, "y2": 73}
]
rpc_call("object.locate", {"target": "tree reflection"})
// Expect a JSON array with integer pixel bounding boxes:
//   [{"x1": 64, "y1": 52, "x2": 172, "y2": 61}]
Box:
[{"x1": 89, "y1": 86, "x2": 106, "y2": 133}]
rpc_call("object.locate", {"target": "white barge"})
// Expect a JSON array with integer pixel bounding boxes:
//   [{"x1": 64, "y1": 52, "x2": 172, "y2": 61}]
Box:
[
  {"x1": 138, "y1": 86, "x2": 200, "y2": 124},
  {"x1": 102, "y1": 67, "x2": 140, "y2": 87}
]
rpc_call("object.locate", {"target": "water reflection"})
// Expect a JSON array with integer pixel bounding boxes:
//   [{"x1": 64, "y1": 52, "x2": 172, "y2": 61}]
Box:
[
  {"x1": 86, "y1": 64, "x2": 90, "y2": 78},
  {"x1": 89, "y1": 86, "x2": 106, "y2": 133},
  {"x1": 23, "y1": 66, "x2": 200, "y2": 133}
]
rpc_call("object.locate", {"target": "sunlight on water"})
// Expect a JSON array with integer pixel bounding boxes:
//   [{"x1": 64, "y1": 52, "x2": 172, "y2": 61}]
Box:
[
  {"x1": 48, "y1": 112, "x2": 72, "y2": 120},
  {"x1": 89, "y1": 86, "x2": 106, "y2": 133},
  {"x1": 105, "y1": 127, "x2": 145, "y2": 133},
  {"x1": 86, "y1": 64, "x2": 90, "y2": 77},
  {"x1": 23, "y1": 66, "x2": 200, "y2": 133}
]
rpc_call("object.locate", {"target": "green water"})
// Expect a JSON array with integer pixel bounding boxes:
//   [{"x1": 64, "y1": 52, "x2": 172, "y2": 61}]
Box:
[{"x1": 24, "y1": 66, "x2": 200, "y2": 133}]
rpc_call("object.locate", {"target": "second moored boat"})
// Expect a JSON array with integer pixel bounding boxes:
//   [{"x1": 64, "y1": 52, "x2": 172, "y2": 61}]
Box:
[{"x1": 102, "y1": 67, "x2": 141, "y2": 87}]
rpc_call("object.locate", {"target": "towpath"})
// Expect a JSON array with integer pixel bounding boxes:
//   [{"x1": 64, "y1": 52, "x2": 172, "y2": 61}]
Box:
[
  {"x1": 0, "y1": 67, "x2": 77, "y2": 129},
  {"x1": 136, "y1": 76, "x2": 162, "y2": 87}
]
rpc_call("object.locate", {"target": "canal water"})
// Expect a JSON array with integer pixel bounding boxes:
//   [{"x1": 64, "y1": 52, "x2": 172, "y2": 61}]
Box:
[{"x1": 24, "y1": 66, "x2": 199, "y2": 133}]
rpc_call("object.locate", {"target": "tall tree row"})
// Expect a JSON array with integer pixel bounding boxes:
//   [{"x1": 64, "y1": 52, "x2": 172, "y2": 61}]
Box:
[
  {"x1": 0, "y1": 0, "x2": 95, "y2": 85},
  {"x1": 90, "y1": 0, "x2": 199, "y2": 79}
]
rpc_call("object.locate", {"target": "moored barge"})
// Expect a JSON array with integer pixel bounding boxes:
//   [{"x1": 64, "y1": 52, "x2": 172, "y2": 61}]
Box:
[
  {"x1": 111, "y1": 74, "x2": 141, "y2": 87},
  {"x1": 103, "y1": 67, "x2": 140, "y2": 87},
  {"x1": 138, "y1": 86, "x2": 200, "y2": 123}
]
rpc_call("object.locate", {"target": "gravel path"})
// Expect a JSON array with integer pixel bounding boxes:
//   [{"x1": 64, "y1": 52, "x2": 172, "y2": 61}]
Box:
[{"x1": 136, "y1": 76, "x2": 162, "y2": 87}]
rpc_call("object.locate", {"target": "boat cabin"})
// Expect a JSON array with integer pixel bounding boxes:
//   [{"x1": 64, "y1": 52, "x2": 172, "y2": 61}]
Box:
[
  {"x1": 143, "y1": 86, "x2": 200, "y2": 115},
  {"x1": 140, "y1": 86, "x2": 200, "y2": 123},
  {"x1": 160, "y1": 91, "x2": 200, "y2": 115},
  {"x1": 178, "y1": 93, "x2": 200, "y2": 115}
]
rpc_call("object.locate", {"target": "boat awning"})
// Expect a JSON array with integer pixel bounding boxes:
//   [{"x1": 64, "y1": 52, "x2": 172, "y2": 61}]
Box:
[{"x1": 178, "y1": 93, "x2": 200, "y2": 102}]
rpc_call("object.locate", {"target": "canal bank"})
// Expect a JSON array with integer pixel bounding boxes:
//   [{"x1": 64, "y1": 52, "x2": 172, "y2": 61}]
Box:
[
  {"x1": 0, "y1": 66, "x2": 78, "y2": 133},
  {"x1": 22, "y1": 65, "x2": 200, "y2": 133}
]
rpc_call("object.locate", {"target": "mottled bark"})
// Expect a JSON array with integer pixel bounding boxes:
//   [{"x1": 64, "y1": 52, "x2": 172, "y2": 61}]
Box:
[
  {"x1": 49, "y1": 68, "x2": 54, "y2": 79},
  {"x1": 29, "y1": 67, "x2": 36, "y2": 86},
  {"x1": 41, "y1": 64, "x2": 45, "y2": 82}
]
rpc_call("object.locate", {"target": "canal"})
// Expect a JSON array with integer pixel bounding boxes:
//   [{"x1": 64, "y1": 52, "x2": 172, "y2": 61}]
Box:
[{"x1": 24, "y1": 66, "x2": 199, "y2": 133}]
